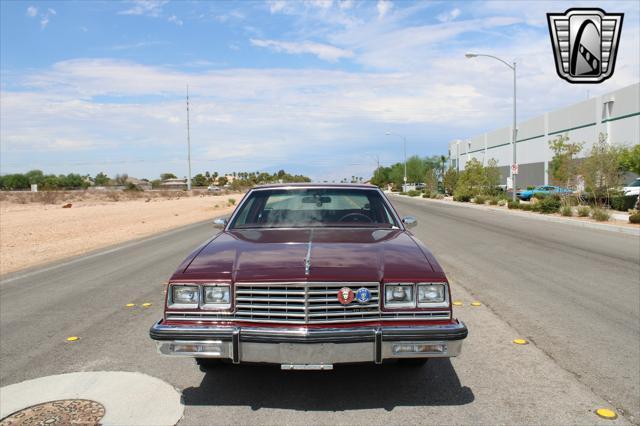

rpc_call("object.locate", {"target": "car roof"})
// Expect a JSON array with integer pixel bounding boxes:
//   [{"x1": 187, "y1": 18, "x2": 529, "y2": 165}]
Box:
[{"x1": 252, "y1": 183, "x2": 377, "y2": 189}]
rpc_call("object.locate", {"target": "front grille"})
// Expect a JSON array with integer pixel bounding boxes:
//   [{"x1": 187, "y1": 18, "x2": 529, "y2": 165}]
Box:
[
  {"x1": 166, "y1": 282, "x2": 451, "y2": 324},
  {"x1": 235, "y1": 282, "x2": 380, "y2": 323}
]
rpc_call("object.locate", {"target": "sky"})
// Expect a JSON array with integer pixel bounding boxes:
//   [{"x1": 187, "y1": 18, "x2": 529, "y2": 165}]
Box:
[{"x1": 1, "y1": 0, "x2": 639, "y2": 182}]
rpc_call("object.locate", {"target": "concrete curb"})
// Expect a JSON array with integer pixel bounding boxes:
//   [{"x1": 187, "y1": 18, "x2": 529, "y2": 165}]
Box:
[
  {"x1": 0, "y1": 371, "x2": 184, "y2": 425},
  {"x1": 391, "y1": 194, "x2": 640, "y2": 236}
]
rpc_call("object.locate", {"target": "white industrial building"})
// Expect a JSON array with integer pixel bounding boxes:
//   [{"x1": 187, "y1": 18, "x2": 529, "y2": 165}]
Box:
[{"x1": 449, "y1": 82, "x2": 639, "y2": 188}]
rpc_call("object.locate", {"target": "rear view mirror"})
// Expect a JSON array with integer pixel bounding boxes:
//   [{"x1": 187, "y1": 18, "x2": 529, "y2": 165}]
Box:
[
  {"x1": 302, "y1": 196, "x2": 332, "y2": 205},
  {"x1": 213, "y1": 218, "x2": 228, "y2": 229},
  {"x1": 402, "y1": 216, "x2": 417, "y2": 229}
]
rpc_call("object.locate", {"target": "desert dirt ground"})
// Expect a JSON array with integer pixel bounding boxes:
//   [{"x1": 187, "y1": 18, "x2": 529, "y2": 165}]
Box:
[{"x1": 0, "y1": 190, "x2": 240, "y2": 276}]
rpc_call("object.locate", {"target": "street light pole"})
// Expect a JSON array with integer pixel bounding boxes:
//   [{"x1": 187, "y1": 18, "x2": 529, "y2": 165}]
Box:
[
  {"x1": 512, "y1": 61, "x2": 517, "y2": 202},
  {"x1": 465, "y1": 53, "x2": 517, "y2": 201},
  {"x1": 186, "y1": 84, "x2": 192, "y2": 191},
  {"x1": 385, "y1": 131, "x2": 407, "y2": 190}
]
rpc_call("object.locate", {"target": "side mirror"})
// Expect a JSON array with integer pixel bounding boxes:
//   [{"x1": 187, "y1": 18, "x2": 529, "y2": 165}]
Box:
[
  {"x1": 213, "y1": 218, "x2": 228, "y2": 229},
  {"x1": 402, "y1": 216, "x2": 417, "y2": 229}
]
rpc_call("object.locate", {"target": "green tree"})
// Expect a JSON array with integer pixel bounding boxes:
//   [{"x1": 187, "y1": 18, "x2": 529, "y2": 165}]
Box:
[
  {"x1": 484, "y1": 159, "x2": 501, "y2": 195},
  {"x1": 406, "y1": 155, "x2": 427, "y2": 183},
  {"x1": 0, "y1": 174, "x2": 30, "y2": 190},
  {"x1": 443, "y1": 168, "x2": 459, "y2": 195},
  {"x1": 192, "y1": 173, "x2": 208, "y2": 187},
  {"x1": 581, "y1": 133, "x2": 624, "y2": 204},
  {"x1": 94, "y1": 172, "x2": 110, "y2": 186},
  {"x1": 548, "y1": 135, "x2": 583, "y2": 189},
  {"x1": 160, "y1": 173, "x2": 177, "y2": 181},
  {"x1": 454, "y1": 159, "x2": 486, "y2": 197},
  {"x1": 424, "y1": 167, "x2": 438, "y2": 195},
  {"x1": 25, "y1": 170, "x2": 44, "y2": 185},
  {"x1": 619, "y1": 144, "x2": 640, "y2": 175},
  {"x1": 217, "y1": 176, "x2": 228, "y2": 187},
  {"x1": 370, "y1": 166, "x2": 390, "y2": 188}
]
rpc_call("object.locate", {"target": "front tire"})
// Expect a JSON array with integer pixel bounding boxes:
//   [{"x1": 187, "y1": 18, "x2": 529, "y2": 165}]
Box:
[{"x1": 196, "y1": 358, "x2": 226, "y2": 371}]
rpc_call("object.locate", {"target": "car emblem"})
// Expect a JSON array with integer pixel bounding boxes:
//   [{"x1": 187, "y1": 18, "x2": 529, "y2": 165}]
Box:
[
  {"x1": 337, "y1": 287, "x2": 354, "y2": 305},
  {"x1": 355, "y1": 288, "x2": 371, "y2": 304},
  {"x1": 547, "y1": 8, "x2": 623, "y2": 84}
]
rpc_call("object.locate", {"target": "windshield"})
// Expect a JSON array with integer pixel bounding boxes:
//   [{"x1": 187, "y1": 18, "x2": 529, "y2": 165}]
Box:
[{"x1": 229, "y1": 188, "x2": 399, "y2": 229}]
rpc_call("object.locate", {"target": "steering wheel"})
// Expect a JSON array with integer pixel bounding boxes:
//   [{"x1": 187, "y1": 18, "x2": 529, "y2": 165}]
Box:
[{"x1": 338, "y1": 212, "x2": 373, "y2": 223}]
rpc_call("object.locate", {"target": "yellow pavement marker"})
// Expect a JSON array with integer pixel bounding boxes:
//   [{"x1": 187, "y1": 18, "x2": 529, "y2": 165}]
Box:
[
  {"x1": 125, "y1": 303, "x2": 136, "y2": 307},
  {"x1": 66, "y1": 336, "x2": 80, "y2": 342},
  {"x1": 595, "y1": 408, "x2": 618, "y2": 420},
  {"x1": 513, "y1": 339, "x2": 529, "y2": 345},
  {"x1": 470, "y1": 301, "x2": 482, "y2": 307},
  {"x1": 142, "y1": 303, "x2": 152, "y2": 307},
  {"x1": 452, "y1": 300, "x2": 463, "y2": 306}
]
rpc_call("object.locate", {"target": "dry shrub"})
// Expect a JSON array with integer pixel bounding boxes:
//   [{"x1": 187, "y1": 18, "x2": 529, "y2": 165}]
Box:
[
  {"x1": 104, "y1": 191, "x2": 120, "y2": 202},
  {"x1": 591, "y1": 208, "x2": 610, "y2": 222},
  {"x1": 124, "y1": 190, "x2": 144, "y2": 200},
  {"x1": 14, "y1": 193, "x2": 29, "y2": 204},
  {"x1": 38, "y1": 191, "x2": 60, "y2": 204}
]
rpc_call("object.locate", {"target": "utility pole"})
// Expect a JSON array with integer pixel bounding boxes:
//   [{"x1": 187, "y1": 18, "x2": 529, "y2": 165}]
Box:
[
  {"x1": 186, "y1": 84, "x2": 192, "y2": 191},
  {"x1": 385, "y1": 131, "x2": 407, "y2": 191}
]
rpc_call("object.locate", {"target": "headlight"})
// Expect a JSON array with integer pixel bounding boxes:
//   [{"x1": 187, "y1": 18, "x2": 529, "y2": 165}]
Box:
[
  {"x1": 203, "y1": 285, "x2": 231, "y2": 309},
  {"x1": 170, "y1": 285, "x2": 199, "y2": 308},
  {"x1": 418, "y1": 283, "x2": 446, "y2": 303},
  {"x1": 384, "y1": 284, "x2": 414, "y2": 308}
]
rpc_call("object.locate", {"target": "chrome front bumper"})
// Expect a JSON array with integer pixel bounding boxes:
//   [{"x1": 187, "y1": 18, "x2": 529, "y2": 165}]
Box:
[{"x1": 150, "y1": 320, "x2": 467, "y2": 366}]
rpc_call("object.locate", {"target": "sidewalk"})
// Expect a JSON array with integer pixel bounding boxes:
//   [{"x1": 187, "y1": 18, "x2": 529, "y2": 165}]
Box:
[{"x1": 391, "y1": 194, "x2": 640, "y2": 236}]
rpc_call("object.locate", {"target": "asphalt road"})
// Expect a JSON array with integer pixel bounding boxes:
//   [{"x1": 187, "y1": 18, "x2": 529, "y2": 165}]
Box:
[
  {"x1": 392, "y1": 196, "x2": 640, "y2": 422},
  {"x1": 1, "y1": 198, "x2": 638, "y2": 425}
]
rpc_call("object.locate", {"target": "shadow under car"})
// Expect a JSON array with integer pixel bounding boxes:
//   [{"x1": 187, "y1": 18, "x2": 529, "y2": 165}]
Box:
[{"x1": 182, "y1": 358, "x2": 474, "y2": 412}]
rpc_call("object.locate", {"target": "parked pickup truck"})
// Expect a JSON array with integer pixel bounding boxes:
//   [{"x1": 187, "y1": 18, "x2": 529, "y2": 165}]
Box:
[{"x1": 150, "y1": 183, "x2": 467, "y2": 370}]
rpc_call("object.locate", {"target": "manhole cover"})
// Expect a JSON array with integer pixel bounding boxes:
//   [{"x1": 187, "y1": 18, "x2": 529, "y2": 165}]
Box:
[{"x1": 0, "y1": 399, "x2": 105, "y2": 425}]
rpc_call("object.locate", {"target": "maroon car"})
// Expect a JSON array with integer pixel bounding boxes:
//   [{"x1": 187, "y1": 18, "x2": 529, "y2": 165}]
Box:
[{"x1": 150, "y1": 184, "x2": 467, "y2": 370}]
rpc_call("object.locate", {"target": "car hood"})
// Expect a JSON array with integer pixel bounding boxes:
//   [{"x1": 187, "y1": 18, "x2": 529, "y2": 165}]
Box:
[{"x1": 172, "y1": 228, "x2": 444, "y2": 282}]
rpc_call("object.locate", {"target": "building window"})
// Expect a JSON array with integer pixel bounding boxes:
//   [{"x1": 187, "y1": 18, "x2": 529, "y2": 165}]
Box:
[{"x1": 602, "y1": 100, "x2": 614, "y2": 121}]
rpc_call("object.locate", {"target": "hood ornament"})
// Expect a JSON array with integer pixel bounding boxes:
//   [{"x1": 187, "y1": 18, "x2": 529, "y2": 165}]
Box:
[{"x1": 304, "y1": 230, "x2": 313, "y2": 276}]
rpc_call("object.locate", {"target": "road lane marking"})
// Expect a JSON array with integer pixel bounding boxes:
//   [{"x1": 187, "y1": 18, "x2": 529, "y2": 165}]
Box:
[
  {"x1": 595, "y1": 408, "x2": 618, "y2": 420},
  {"x1": 513, "y1": 339, "x2": 529, "y2": 345}
]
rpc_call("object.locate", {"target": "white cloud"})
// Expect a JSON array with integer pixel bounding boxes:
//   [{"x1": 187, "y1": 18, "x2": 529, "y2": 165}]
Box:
[
  {"x1": 118, "y1": 0, "x2": 167, "y2": 17},
  {"x1": 268, "y1": 0, "x2": 287, "y2": 14},
  {"x1": 168, "y1": 15, "x2": 183, "y2": 26},
  {"x1": 27, "y1": 6, "x2": 56, "y2": 29},
  {"x1": 250, "y1": 39, "x2": 354, "y2": 62},
  {"x1": 26, "y1": 6, "x2": 38, "y2": 17},
  {"x1": 40, "y1": 9, "x2": 56, "y2": 29},
  {"x1": 308, "y1": 0, "x2": 333, "y2": 10},
  {"x1": 111, "y1": 41, "x2": 167, "y2": 51},
  {"x1": 377, "y1": 0, "x2": 393, "y2": 19},
  {"x1": 338, "y1": 0, "x2": 353, "y2": 10},
  {"x1": 437, "y1": 8, "x2": 461, "y2": 23}
]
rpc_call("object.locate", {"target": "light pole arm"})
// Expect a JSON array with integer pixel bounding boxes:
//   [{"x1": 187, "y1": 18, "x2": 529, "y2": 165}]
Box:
[{"x1": 472, "y1": 54, "x2": 514, "y2": 70}]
